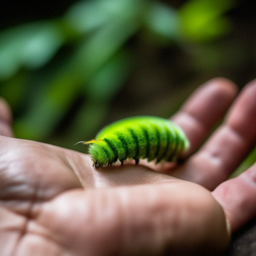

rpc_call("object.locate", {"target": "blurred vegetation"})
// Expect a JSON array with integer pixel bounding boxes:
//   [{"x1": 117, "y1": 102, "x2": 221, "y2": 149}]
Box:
[{"x1": 0, "y1": 0, "x2": 255, "y2": 172}]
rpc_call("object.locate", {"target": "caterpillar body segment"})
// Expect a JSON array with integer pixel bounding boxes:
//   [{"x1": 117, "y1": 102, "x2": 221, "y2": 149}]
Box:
[{"x1": 86, "y1": 116, "x2": 189, "y2": 168}]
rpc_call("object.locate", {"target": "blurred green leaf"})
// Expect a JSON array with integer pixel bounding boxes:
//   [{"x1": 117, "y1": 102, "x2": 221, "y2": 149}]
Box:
[
  {"x1": 66, "y1": 0, "x2": 144, "y2": 34},
  {"x1": 63, "y1": 50, "x2": 130, "y2": 147},
  {"x1": 0, "y1": 71, "x2": 29, "y2": 110},
  {"x1": 179, "y1": 0, "x2": 232, "y2": 42},
  {"x1": 0, "y1": 21, "x2": 65, "y2": 80},
  {"x1": 144, "y1": 2, "x2": 181, "y2": 41},
  {"x1": 86, "y1": 51, "x2": 130, "y2": 101}
]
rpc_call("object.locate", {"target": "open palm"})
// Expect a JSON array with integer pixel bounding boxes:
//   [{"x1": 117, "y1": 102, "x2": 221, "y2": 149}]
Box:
[{"x1": 0, "y1": 78, "x2": 256, "y2": 256}]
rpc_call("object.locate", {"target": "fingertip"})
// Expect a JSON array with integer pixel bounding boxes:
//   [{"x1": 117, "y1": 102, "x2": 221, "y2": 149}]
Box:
[
  {"x1": 242, "y1": 78, "x2": 256, "y2": 93},
  {"x1": 0, "y1": 97, "x2": 13, "y2": 124},
  {"x1": 182, "y1": 77, "x2": 238, "y2": 115},
  {"x1": 0, "y1": 98, "x2": 14, "y2": 137},
  {"x1": 204, "y1": 77, "x2": 238, "y2": 97}
]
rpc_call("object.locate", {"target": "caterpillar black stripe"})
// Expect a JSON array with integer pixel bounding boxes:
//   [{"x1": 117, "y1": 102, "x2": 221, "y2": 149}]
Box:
[{"x1": 81, "y1": 116, "x2": 189, "y2": 168}]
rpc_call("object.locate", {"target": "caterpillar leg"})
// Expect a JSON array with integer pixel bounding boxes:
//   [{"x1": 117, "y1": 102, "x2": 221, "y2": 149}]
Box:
[
  {"x1": 156, "y1": 158, "x2": 161, "y2": 164},
  {"x1": 93, "y1": 161, "x2": 103, "y2": 168}
]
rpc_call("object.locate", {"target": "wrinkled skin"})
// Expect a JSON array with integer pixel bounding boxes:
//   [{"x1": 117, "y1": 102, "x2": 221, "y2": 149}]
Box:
[{"x1": 0, "y1": 78, "x2": 256, "y2": 256}]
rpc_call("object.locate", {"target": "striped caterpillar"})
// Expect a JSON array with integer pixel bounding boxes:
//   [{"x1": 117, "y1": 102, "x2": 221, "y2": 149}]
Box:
[{"x1": 81, "y1": 116, "x2": 189, "y2": 168}]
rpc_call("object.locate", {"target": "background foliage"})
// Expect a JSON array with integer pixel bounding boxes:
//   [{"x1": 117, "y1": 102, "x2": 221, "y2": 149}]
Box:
[{"x1": 0, "y1": 0, "x2": 255, "y2": 174}]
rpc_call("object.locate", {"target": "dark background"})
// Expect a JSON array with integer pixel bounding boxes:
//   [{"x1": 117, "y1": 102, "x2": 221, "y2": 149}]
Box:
[{"x1": 0, "y1": 1, "x2": 256, "y2": 254}]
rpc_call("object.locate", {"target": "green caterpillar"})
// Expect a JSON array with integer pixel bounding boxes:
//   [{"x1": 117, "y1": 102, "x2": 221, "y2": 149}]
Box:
[{"x1": 81, "y1": 116, "x2": 189, "y2": 168}]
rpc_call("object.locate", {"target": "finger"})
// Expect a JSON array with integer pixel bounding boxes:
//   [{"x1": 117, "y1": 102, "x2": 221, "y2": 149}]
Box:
[
  {"x1": 212, "y1": 162, "x2": 256, "y2": 232},
  {"x1": 172, "y1": 80, "x2": 256, "y2": 190},
  {"x1": 0, "y1": 98, "x2": 14, "y2": 137},
  {"x1": 171, "y1": 78, "x2": 237, "y2": 158}
]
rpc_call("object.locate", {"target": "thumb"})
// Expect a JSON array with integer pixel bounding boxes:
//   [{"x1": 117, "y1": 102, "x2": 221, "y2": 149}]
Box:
[{"x1": 0, "y1": 98, "x2": 14, "y2": 137}]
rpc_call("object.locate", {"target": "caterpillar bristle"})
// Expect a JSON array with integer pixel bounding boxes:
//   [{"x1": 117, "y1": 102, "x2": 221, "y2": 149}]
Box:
[
  {"x1": 73, "y1": 141, "x2": 86, "y2": 146},
  {"x1": 80, "y1": 116, "x2": 189, "y2": 168}
]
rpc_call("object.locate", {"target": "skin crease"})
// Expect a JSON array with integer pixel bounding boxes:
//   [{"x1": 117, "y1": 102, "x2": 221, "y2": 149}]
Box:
[{"x1": 0, "y1": 78, "x2": 256, "y2": 255}]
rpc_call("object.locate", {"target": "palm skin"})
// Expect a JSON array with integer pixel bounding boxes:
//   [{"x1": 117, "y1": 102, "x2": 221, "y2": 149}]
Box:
[{"x1": 0, "y1": 78, "x2": 256, "y2": 256}]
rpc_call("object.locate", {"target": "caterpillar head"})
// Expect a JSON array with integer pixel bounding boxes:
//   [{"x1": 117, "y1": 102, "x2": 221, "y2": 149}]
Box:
[{"x1": 82, "y1": 139, "x2": 115, "y2": 168}]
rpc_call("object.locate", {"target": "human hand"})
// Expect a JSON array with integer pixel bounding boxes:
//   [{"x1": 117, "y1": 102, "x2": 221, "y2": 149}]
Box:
[{"x1": 0, "y1": 78, "x2": 256, "y2": 256}]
